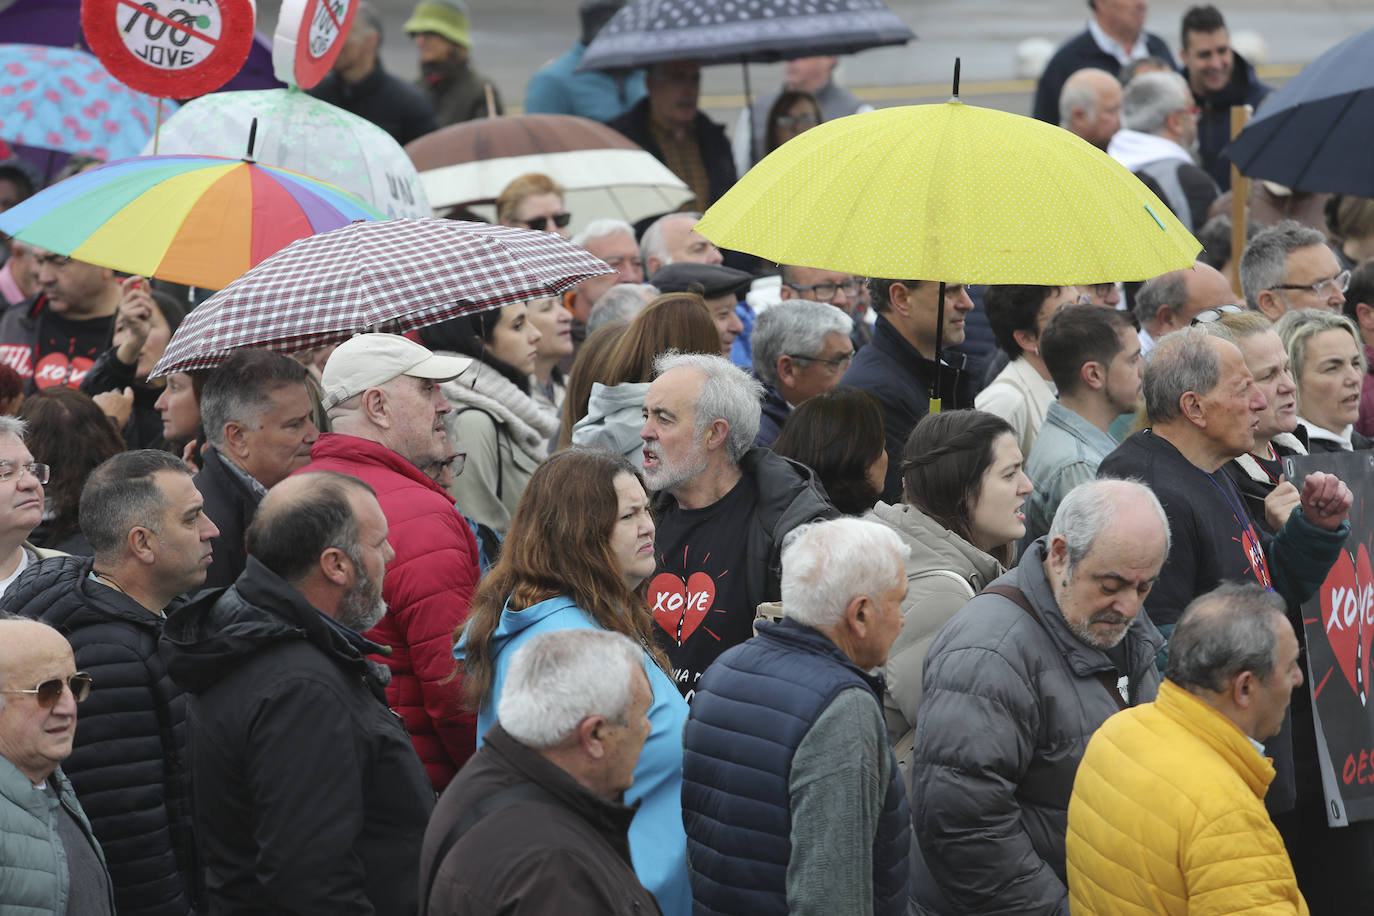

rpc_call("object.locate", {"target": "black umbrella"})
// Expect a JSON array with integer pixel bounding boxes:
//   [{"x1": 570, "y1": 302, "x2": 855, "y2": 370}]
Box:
[
  {"x1": 577, "y1": 0, "x2": 913, "y2": 71},
  {"x1": 1225, "y1": 26, "x2": 1374, "y2": 196}
]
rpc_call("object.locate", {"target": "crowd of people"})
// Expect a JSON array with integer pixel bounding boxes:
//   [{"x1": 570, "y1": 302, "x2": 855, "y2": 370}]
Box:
[{"x1": 1, "y1": 0, "x2": 1373, "y2": 914}]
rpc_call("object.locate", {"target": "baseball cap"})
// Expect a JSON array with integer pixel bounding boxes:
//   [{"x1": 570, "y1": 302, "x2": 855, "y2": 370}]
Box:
[{"x1": 321, "y1": 333, "x2": 465, "y2": 410}]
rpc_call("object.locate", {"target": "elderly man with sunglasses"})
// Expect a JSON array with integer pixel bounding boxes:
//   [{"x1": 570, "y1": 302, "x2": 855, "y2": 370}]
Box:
[
  {"x1": 0, "y1": 616, "x2": 115, "y2": 915},
  {"x1": 3, "y1": 450, "x2": 217, "y2": 916}
]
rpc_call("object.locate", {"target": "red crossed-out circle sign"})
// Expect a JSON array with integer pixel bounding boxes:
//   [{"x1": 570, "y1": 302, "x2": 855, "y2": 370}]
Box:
[
  {"x1": 273, "y1": 0, "x2": 357, "y2": 90},
  {"x1": 82, "y1": 0, "x2": 255, "y2": 99}
]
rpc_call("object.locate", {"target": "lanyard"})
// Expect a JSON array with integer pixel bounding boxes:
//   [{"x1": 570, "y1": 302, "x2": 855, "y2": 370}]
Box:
[{"x1": 1207, "y1": 471, "x2": 1273, "y2": 589}]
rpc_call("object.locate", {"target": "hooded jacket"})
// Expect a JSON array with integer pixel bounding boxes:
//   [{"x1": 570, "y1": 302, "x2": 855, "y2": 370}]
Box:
[
  {"x1": 453, "y1": 594, "x2": 691, "y2": 916},
  {"x1": 304, "y1": 432, "x2": 482, "y2": 790},
  {"x1": 572, "y1": 381, "x2": 651, "y2": 467},
  {"x1": 3, "y1": 555, "x2": 197, "y2": 916},
  {"x1": 1106, "y1": 129, "x2": 1219, "y2": 232},
  {"x1": 869, "y1": 501, "x2": 1005, "y2": 753},
  {"x1": 910, "y1": 540, "x2": 1165, "y2": 915},
  {"x1": 1067, "y1": 681, "x2": 1307, "y2": 915},
  {"x1": 420, "y1": 723, "x2": 661, "y2": 916},
  {"x1": 438, "y1": 356, "x2": 559, "y2": 535},
  {"x1": 161, "y1": 557, "x2": 434, "y2": 916}
]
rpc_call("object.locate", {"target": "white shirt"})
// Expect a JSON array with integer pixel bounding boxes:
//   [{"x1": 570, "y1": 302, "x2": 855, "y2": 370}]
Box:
[
  {"x1": 0, "y1": 548, "x2": 30, "y2": 597},
  {"x1": 1088, "y1": 16, "x2": 1152, "y2": 67}
]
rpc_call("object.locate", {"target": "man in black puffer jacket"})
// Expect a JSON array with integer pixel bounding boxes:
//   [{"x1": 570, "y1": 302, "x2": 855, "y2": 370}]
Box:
[{"x1": 3, "y1": 449, "x2": 219, "y2": 916}]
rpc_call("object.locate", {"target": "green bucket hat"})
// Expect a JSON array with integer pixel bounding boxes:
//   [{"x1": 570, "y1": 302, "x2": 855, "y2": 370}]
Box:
[{"x1": 404, "y1": 0, "x2": 471, "y2": 48}]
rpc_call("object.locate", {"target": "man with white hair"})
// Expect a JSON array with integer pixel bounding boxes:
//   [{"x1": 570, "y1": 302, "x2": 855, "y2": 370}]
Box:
[
  {"x1": 1107, "y1": 70, "x2": 1219, "y2": 231},
  {"x1": 750, "y1": 300, "x2": 855, "y2": 446},
  {"x1": 911, "y1": 479, "x2": 1170, "y2": 914},
  {"x1": 682, "y1": 517, "x2": 911, "y2": 915},
  {"x1": 640, "y1": 212, "x2": 723, "y2": 278},
  {"x1": 588, "y1": 283, "x2": 657, "y2": 333},
  {"x1": 568, "y1": 218, "x2": 646, "y2": 347},
  {"x1": 0, "y1": 417, "x2": 57, "y2": 597},
  {"x1": 1058, "y1": 67, "x2": 1122, "y2": 150},
  {"x1": 1240, "y1": 219, "x2": 1348, "y2": 319},
  {"x1": 419, "y1": 629, "x2": 660, "y2": 914},
  {"x1": 162, "y1": 472, "x2": 434, "y2": 915},
  {"x1": 304, "y1": 333, "x2": 483, "y2": 791},
  {"x1": 639, "y1": 352, "x2": 835, "y2": 697}
]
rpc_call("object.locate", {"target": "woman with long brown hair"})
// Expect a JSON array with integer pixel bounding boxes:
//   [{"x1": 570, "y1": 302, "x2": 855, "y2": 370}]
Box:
[
  {"x1": 569, "y1": 292, "x2": 722, "y2": 465},
  {"x1": 454, "y1": 448, "x2": 690, "y2": 916}
]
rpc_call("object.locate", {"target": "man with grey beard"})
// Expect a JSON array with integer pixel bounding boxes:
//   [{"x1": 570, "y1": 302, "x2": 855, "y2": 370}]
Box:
[
  {"x1": 162, "y1": 472, "x2": 434, "y2": 916},
  {"x1": 910, "y1": 479, "x2": 1169, "y2": 914},
  {"x1": 638, "y1": 352, "x2": 835, "y2": 698}
]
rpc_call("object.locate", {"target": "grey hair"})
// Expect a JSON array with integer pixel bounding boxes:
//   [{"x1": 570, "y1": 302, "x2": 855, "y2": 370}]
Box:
[
  {"x1": 571, "y1": 218, "x2": 636, "y2": 250},
  {"x1": 0, "y1": 416, "x2": 26, "y2": 443},
  {"x1": 653, "y1": 351, "x2": 764, "y2": 463},
  {"x1": 780, "y1": 518, "x2": 910, "y2": 630},
  {"x1": 1049, "y1": 478, "x2": 1171, "y2": 574},
  {"x1": 588, "y1": 283, "x2": 658, "y2": 333},
  {"x1": 80, "y1": 450, "x2": 191, "y2": 563},
  {"x1": 751, "y1": 301, "x2": 854, "y2": 388},
  {"x1": 200, "y1": 349, "x2": 310, "y2": 449},
  {"x1": 1057, "y1": 68, "x2": 1114, "y2": 128},
  {"x1": 1239, "y1": 220, "x2": 1330, "y2": 309},
  {"x1": 1142, "y1": 327, "x2": 1221, "y2": 423},
  {"x1": 497, "y1": 629, "x2": 643, "y2": 749},
  {"x1": 640, "y1": 211, "x2": 701, "y2": 269},
  {"x1": 1166, "y1": 582, "x2": 1287, "y2": 692},
  {"x1": 1274, "y1": 307, "x2": 1367, "y2": 383},
  {"x1": 1121, "y1": 71, "x2": 1191, "y2": 134},
  {"x1": 1133, "y1": 270, "x2": 1187, "y2": 330}
]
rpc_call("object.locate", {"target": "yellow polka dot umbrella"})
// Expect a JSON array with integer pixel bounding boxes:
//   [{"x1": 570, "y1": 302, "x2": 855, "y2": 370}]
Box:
[
  {"x1": 696, "y1": 97, "x2": 1199, "y2": 285},
  {"x1": 696, "y1": 70, "x2": 1199, "y2": 410}
]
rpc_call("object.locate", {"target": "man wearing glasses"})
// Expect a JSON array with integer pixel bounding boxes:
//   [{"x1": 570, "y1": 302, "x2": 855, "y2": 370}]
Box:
[
  {"x1": 779, "y1": 265, "x2": 872, "y2": 349},
  {"x1": 0, "y1": 417, "x2": 59, "y2": 598},
  {"x1": 0, "y1": 617, "x2": 115, "y2": 914},
  {"x1": 3, "y1": 450, "x2": 217, "y2": 916},
  {"x1": 750, "y1": 300, "x2": 855, "y2": 446},
  {"x1": 1241, "y1": 219, "x2": 1349, "y2": 320},
  {"x1": 0, "y1": 247, "x2": 120, "y2": 392}
]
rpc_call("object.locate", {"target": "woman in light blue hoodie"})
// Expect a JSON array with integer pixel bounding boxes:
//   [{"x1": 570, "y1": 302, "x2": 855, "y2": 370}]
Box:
[{"x1": 454, "y1": 448, "x2": 690, "y2": 916}]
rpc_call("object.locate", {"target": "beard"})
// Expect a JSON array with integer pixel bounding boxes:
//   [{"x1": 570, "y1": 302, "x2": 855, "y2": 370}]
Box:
[
  {"x1": 642, "y1": 442, "x2": 709, "y2": 493},
  {"x1": 336, "y1": 555, "x2": 388, "y2": 632},
  {"x1": 1065, "y1": 610, "x2": 1132, "y2": 650}
]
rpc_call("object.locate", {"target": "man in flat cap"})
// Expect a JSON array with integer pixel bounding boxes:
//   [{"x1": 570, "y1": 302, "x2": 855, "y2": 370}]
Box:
[{"x1": 650, "y1": 262, "x2": 752, "y2": 358}]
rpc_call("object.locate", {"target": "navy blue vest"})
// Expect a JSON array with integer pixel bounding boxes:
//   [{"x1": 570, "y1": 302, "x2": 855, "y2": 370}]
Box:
[{"x1": 682, "y1": 619, "x2": 910, "y2": 915}]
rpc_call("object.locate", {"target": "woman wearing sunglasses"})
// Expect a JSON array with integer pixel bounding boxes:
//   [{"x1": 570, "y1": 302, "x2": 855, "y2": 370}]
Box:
[
  {"x1": 455, "y1": 448, "x2": 691, "y2": 916},
  {"x1": 495, "y1": 172, "x2": 571, "y2": 238}
]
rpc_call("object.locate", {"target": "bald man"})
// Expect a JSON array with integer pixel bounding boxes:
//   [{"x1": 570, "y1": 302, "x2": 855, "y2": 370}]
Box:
[
  {"x1": 0, "y1": 618, "x2": 115, "y2": 914},
  {"x1": 1133, "y1": 262, "x2": 1240, "y2": 355},
  {"x1": 1059, "y1": 68, "x2": 1122, "y2": 150}
]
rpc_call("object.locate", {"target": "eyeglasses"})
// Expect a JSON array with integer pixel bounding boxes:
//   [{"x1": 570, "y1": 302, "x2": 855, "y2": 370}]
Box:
[
  {"x1": 436, "y1": 452, "x2": 466, "y2": 477},
  {"x1": 1191, "y1": 304, "x2": 1246, "y2": 325},
  {"x1": 1082, "y1": 282, "x2": 1117, "y2": 300},
  {"x1": 1270, "y1": 269, "x2": 1351, "y2": 299},
  {"x1": 775, "y1": 112, "x2": 819, "y2": 130},
  {"x1": 785, "y1": 278, "x2": 863, "y2": 300},
  {"x1": 0, "y1": 461, "x2": 49, "y2": 484},
  {"x1": 515, "y1": 212, "x2": 572, "y2": 231},
  {"x1": 0, "y1": 672, "x2": 92, "y2": 707},
  {"x1": 786, "y1": 352, "x2": 855, "y2": 371}
]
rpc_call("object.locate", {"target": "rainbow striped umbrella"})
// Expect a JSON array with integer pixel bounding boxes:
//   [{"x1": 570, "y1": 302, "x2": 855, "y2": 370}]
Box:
[{"x1": 0, "y1": 154, "x2": 385, "y2": 290}]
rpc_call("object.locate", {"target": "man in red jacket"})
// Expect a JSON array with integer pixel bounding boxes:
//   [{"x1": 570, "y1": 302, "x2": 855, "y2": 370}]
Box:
[{"x1": 304, "y1": 333, "x2": 482, "y2": 790}]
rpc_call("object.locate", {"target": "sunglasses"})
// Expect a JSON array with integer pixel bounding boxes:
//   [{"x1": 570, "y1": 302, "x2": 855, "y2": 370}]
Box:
[
  {"x1": 0, "y1": 672, "x2": 92, "y2": 707},
  {"x1": 515, "y1": 212, "x2": 572, "y2": 231},
  {"x1": 1191, "y1": 304, "x2": 1246, "y2": 325}
]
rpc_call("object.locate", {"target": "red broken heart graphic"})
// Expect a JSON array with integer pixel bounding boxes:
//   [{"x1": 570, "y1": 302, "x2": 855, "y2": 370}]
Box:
[
  {"x1": 1321, "y1": 543, "x2": 1374, "y2": 705},
  {"x1": 649, "y1": 571, "x2": 717, "y2": 646}
]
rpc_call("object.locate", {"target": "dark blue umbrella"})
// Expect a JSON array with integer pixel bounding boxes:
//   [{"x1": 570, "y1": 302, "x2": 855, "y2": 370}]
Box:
[
  {"x1": 577, "y1": 0, "x2": 914, "y2": 71},
  {"x1": 1225, "y1": 27, "x2": 1374, "y2": 196}
]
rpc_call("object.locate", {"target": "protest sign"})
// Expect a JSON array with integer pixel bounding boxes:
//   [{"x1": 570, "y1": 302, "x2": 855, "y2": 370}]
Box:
[
  {"x1": 83, "y1": 0, "x2": 255, "y2": 98},
  {"x1": 272, "y1": 0, "x2": 355, "y2": 90}
]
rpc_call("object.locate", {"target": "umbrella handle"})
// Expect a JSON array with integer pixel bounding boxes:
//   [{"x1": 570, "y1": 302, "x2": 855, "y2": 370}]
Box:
[{"x1": 932, "y1": 280, "x2": 946, "y2": 402}]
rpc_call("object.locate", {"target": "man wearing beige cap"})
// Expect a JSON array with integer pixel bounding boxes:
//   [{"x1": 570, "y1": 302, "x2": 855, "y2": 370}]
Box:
[
  {"x1": 304, "y1": 332, "x2": 484, "y2": 791},
  {"x1": 405, "y1": 0, "x2": 502, "y2": 125}
]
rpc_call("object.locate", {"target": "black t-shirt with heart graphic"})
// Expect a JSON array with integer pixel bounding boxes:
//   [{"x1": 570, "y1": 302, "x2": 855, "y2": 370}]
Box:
[{"x1": 648, "y1": 473, "x2": 759, "y2": 700}]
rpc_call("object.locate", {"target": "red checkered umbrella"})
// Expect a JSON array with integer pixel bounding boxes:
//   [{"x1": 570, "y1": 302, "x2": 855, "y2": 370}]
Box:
[{"x1": 149, "y1": 218, "x2": 613, "y2": 377}]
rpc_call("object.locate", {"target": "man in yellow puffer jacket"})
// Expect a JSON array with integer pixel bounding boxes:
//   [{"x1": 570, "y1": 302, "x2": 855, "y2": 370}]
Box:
[{"x1": 1066, "y1": 581, "x2": 1308, "y2": 915}]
